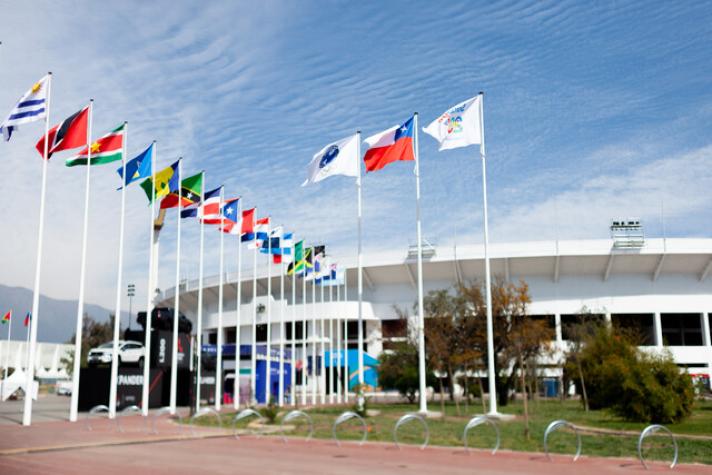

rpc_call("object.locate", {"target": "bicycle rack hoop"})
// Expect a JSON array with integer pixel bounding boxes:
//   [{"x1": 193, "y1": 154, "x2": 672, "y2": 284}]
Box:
[
  {"x1": 637, "y1": 424, "x2": 678, "y2": 470},
  {"x1": 332, "y1": 411, "x2": 368, "y2": 447},
  {"x1": 463, "y1": 415, "x2": 500, "y2": 455},
  {"x1": 393, "y1": 413, "x2": 429, "y2": 450},
  {"x1": 280, "y1": 410, "x2": 314, "y2": 443},
  {"x1": 543, "y1": 419, "x2": 582, "y2": 462}
]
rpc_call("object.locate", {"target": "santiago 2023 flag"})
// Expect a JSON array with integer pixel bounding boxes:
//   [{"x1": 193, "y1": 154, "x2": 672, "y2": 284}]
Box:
[
  {"x1": 422, "y1": 95, "x2": 482, "y2": 151},
  {"x1": 302, "y1": 133, "x2": 359, "y2": 186}
]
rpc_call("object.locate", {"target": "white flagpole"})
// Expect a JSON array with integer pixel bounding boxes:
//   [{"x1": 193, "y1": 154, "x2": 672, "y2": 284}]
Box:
[
  {"x1": 195, "y1": 176, "x2": 206, "y2": 413},
  {"x1": 311, "y1": 271, "x2": 317, "y2": 406},
  {"x1": 329, "y1": 281, "x2": 334, "y2": 404},
  {"x1": 109, "y1": 121, "x2": 129, "y2": 419},
  {"x1": 250, "y1": 240, "x2": 258, "y2": 405},
  {"x1": 69, "y1": 99, "x2": 93, "y2": 423},
  {"x1": 319, "y1": 277, "x2": 326, "y2": 404},
  {"x1": 216, "y1": 185, "x2": 225, "y2": 411},
  {"x1": 301, "y1": 261, "x2": 307, "y2": 406},
  {"x1": 336, "y1": 282, "x2": 341, "y2": 403},
  {"x1": 23, "y1": 72, "x2": 52, "y2": 426},
  {"x1": 413, "y1": 113, "x2": 428, "y2": 414},
  {"x1": 343, "y1": 270, "x2": 349, "y2": 402},
  {"x1": 290, "y1": 263, "x2": 296, "y2": 406},
  {"x1": 356, "y1": 131, "x2": 365, "y2": 409},
  {"x1": 3, "y1": 312, "x2": 11, "y2": 392},
  {"x1": 278, "y1": 254, "x2": 285, "y2": 407},
  {"x1": 234, "y1": 200, "x2": 243, "y2": 409},
  {"x1": 169, "y1": 158, "x2": 183, "y2": 415},
  {"x1": 277, "y1": 249, "x2": 284, "y2": 407},
  {"x1": 141, "y1": 141, "x2": 157, "y2": 416},
  {"x1": 479, "y1": 92, "x2": 497, "y2": 415},
  {"x1": 264, "y1": 223, "x2": 272, "y2": 405}
]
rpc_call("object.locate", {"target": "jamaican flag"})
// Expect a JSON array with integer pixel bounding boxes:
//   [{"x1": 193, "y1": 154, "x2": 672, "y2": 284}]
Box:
[{"x1": 288, "y1": 241, "x2": 310, "y2": 276}]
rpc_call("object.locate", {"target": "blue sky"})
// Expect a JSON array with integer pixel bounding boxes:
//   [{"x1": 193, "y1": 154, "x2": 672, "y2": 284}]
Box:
[{"x1": 1, "y1": 1, "x2": 712, "y2": 316}]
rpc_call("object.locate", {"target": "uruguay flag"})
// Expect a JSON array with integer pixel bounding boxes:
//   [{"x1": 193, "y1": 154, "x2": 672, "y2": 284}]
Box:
[
  {"x1": 1, "y1": 75, "x2": 50, "y2": 141},
  {"x1": 363, "y1": 115, "x2": 415, "y2": 172}
]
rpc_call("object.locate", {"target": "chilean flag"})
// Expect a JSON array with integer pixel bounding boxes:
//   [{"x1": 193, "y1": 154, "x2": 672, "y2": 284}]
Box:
[{"x1": 363, "y1": 115, "x2": 415, "y2": 172}]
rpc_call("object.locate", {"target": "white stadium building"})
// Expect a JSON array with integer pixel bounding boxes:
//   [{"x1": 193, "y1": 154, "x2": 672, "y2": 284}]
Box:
[{"x1": 158, "y1": 232, "x2": 712, "y2": 398}]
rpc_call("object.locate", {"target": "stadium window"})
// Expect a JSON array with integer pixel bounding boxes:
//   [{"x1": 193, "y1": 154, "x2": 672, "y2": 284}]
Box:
[
  {"x1": 285, "y1": 321, "x2": 304, "y2": 341},
  {"x1": 255, "y1": 324, "x2": 267, "y2": 343},
  {"x1": 226, "y1": 328, "x2": 236, "y2": 344},
  {"x1": 381, "y1": 319, "x2": 407, "y2": 339},
  {"x1": 611, "y1": 314, "x2": 655, "y2": 346},
  {"x1": 661, "y1": 313, "x2": 703, "y2": 346},
  {"x1": 208, "y1": 331, "x2": 217, "y2": 345},
  {"x1": 560, "y1": 313, "x2": 605, "y2": 341}
]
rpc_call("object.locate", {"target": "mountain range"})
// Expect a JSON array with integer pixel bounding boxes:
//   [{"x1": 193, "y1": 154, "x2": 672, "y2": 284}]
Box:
[{"x1": 0, "y1": 284, "x2": 131, "y2": 344}]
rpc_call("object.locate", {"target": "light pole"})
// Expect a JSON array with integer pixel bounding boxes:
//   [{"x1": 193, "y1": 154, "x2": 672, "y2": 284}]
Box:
[{"x1": 127, "y1": 283, "x2": 135, "y2": 331}]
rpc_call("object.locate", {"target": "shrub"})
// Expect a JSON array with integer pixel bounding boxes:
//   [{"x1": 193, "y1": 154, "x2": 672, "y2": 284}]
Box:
[{"x1": 577, "y1": 326, "x2": 695, "y2": 423}]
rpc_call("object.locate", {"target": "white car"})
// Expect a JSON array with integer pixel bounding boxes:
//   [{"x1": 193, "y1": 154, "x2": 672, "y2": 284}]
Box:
[{"x1": 87, "y1": 340, "x2": 145, "y2": 367}]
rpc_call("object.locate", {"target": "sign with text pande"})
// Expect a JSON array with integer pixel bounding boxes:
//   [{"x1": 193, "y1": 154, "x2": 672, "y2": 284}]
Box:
[{"x1": 153, "y1": 331, "x2": 191, "y2": 369}]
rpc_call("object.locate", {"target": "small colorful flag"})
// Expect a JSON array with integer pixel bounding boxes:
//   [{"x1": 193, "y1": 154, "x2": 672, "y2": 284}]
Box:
[
  {"x1": 422, "y1": 95, "x2": 482, "y2": 151},
  {"x1": 139, "y1": 160, "x2": 179, "y2": 203},
  {"x1": 24, "y1": 312, "x2": 31, "y2": 327},
  {"x1": 1, "y1": 74, "x2": 50, "y2": 141},
  {"x1": 1, "y1": 310, "x2": 11, "y2": 324},
  {"x1": 117, "y1": 143, "x2": 153, "y2": 187},
  {"x1": 182, "y1": 185, "x2": 216, "y2": 219},
  {"x1": 66, "y1": 122, "x2": 124, "y2": 167},
  {"x1": 161, "y1": 171, "x2": 203, "y2": 210},
  {"x1": 287, "y1": 240, "x2": 305, "y2": 275},
  {"x1": 363, "y1": 116, "x2": 415, "y2": 172},
  {"x1": 36, "y1": 106, "x2": 89, "y2": 159}
]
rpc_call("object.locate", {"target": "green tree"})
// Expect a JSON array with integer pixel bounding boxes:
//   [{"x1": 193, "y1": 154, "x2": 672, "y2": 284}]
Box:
[{"x1": 62, "y1": 313, "x2": 116, "y2": 375}]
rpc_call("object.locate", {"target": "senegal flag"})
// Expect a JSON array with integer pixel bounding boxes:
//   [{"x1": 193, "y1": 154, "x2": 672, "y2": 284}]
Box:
[
  {"x1": 65, "y1": 123, "x2": 124, "y2": 167},
  {"x1": 160, "y1": 171, "x2": 203, "y2": 210},
  {"x1": 139, "y1": 160, "x2": 179, "y2": 203}
]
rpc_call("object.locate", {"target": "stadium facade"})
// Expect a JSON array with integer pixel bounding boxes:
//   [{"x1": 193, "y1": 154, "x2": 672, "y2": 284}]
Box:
[{"x1": 158, "y1": 237, "x2": 712, "y2": 394}]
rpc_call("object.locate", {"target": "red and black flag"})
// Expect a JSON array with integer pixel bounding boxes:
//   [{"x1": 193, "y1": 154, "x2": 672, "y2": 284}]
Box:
[{"x1": 35, "y1": 105, "x2": 89, "y2": 159}]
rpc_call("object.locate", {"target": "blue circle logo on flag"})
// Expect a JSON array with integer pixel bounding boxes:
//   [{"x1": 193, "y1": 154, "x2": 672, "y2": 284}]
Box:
[{"x1": 319, "y1": 145, "x2": 339, "y2": 168}]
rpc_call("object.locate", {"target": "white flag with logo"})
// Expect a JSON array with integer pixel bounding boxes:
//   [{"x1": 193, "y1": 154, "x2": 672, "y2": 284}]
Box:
[
  {"x1": 302, "y1": 133, "x2": 359, "y2": 186},
  {"x1": 423, "y1": 95, "x2": 482, "y2": 151}
]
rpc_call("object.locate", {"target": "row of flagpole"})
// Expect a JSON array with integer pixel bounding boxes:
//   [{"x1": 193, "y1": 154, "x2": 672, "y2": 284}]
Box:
[{"x1": 3, "y1": 69, "x2": 496, "y2": 423}]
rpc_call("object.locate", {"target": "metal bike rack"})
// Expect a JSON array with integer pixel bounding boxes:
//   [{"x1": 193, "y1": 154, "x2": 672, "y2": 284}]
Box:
[
  {"x1": 637, "y1": 424, "x2": 678, "y2": 470},
  {"x1": 232, "y1": 408, "x2": 265, "y2": 439},
  {"x1": 280, "y1": 410, "x2": 314, "y2": 443},
  {"x1": 544, "y1": 419, "x2": 582, "y2": 462},
  {"x1": 393, "y1": 413, "x2": 429, "y2": 450},
  {"x1": 463, "y1": 415, "x2": 500, "y2": 455},
  {"x1": 116, "y1": 405, "x2": 147, "y2": 433},
  {"x1": 85, "y1": 405, "x2": 111, "y2": 431},
  {"x1": 189, "y1": 407, "x2": 223, "y2": 436},
  {"x1": 332, "y1": 411, "x2": 368, "y2": 447},
  {"x1": 151, "y1": 406, "x2": 184, "y2": 435}
]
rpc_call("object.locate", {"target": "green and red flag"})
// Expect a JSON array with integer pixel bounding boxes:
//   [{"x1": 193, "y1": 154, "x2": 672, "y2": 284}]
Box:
[
  {"x1": 160, "y1": 171, "x2": 203, "y2": 209},
  {"x1": 1, "y1": 310, "x2": 11, "y2": 324},
  {"x1": 65, "y1": 122, "x2": 125, "y2": 167}
]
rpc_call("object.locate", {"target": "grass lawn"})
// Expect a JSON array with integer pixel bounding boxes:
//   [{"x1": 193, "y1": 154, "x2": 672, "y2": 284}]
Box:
[{"x1": 193, "y1": 398, "x2": 712, "y2": 465}]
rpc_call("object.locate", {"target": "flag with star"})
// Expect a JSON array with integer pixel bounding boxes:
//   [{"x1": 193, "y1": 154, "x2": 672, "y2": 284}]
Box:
[
  {"x1": 161, "y1": 171, "x2": 203, "y2": 209},
  {"x1": 65, "y1": 122, "x2": 124, "y2": 167},
  {"x1": 1, "y1": 310, "x2": 10, "y2": 324}
]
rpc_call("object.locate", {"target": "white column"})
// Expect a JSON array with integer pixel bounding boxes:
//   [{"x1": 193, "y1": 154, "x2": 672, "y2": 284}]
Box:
[
  {"x1": 301, "y1": 267, "x2": 307, "y2": 406},
  {"x1": 654, "y1": 312, "x2": 664, "y2": 348},
  {"x1": 355, "y1": 132, "x2": 365, "y2": 409},
  {"x1": 319, "y1": 279, "x2": 326, "y2": 404},
  {"x1": 168, "y1": 159, "x2": 183, "y2": 415},
  {"x1": 311, "y1": 277, "x2": 317, "y2": 405},
  {"x1": 413, "y1": 113, "x2": 427, "y2": 414},
  {"x1": 478, "y1": 92, "x2": 498, "y2": 416},
  {"x1": 554, "y1": 313, "x2": 562, "y2": 344},
  {"x1": 70, "y1": 100, "x2": 93, "y2": 423},
  {"x1": 700, "y1": 312, "x2": 710, "y2": 346},
  {"x1": 234, "y1": 200, "x2": 243, "y2": 409},
  {"x1": 109, "y1": 121, "x2": 128, "y2": 419},
  {"x1": 343, "y1": 270, "x2": 349, "y2": 402},
  {"x1": 195, "y1": 179, "x2": 206, "y2": 413},
  {"x1": 250, "y1": 246, "x2": 257, "y2": 405},
  {"x1": 329, "y1": 283, "x2": 334, "y2": 404},
  {"x1": 23, "y1": 72, "x2": 52, "y2": 426},
  {"x1": 141, "y1": 142, "x2": 157, "y2": 417},
  {"x1": 264, "y1": 225, "x2": 272, "y2": 405},
  {"x1": 290, "y1": 270, "x2": 296, "y2": 406},
  {"x1": 278, "y1": 259, "x2": 285, "y2": 407},
  {"x1": 215, "y1": 186, "x2": 225, "y2": 411}
]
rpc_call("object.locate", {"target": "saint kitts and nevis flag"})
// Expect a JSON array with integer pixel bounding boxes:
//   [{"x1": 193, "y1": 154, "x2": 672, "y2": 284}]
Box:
[
  {"x1": 35, "y1": 106, "x2": 89, "y2": 159},
  {"x1": 66, "y1": 122, "x2": 125, "y2": 167},
  {"x1": 160, "y1": 171, "x2": 203, "y2": 210}
]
